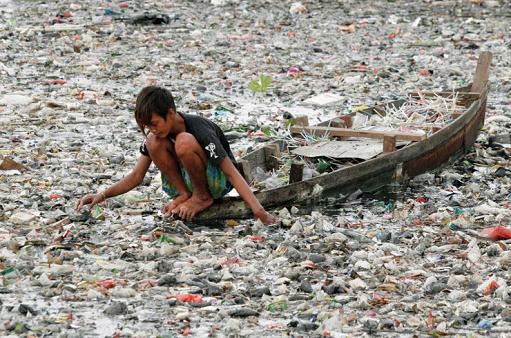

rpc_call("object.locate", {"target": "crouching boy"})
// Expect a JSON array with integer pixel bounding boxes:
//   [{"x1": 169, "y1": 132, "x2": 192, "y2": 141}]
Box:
[{"x1": 76, "y1": 86, "x2": 276, "y2": 224}]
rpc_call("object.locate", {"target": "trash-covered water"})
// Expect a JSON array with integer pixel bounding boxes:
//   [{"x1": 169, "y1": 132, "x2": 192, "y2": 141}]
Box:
[{"x1": 1, "y1": 0, "x2": 511, "y2": 337}]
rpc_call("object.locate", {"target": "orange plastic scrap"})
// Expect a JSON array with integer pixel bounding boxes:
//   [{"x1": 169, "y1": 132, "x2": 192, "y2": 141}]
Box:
[
  {"x1": 481, "y1": 225, "x2": 511, "y2": 240},
  {"x1": 484, "y1": 280, "x2": 499, "y2": 296},
  {"x1": 96, "y1": 280, "x2": 116, "y2": 289},
  {"x1": 166, "y1": 294, "x2": 203, "y2": 303}
]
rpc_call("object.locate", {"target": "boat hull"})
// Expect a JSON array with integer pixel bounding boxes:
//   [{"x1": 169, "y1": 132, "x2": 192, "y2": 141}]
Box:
[{"x1": 195, "y1": 83, "x2": 489, "y2": 221}]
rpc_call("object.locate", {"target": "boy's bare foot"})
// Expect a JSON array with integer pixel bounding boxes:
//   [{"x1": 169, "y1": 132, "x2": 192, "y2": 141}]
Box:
[
  {"x1": 172, "y1": 195, "x2": 213, "y2": 220},
  {"x1": 161, "y1": 194, "x2": 190, "y2": 217}
]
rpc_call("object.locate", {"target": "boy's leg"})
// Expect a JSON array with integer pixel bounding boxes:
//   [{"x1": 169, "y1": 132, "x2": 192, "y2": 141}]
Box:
[
  {"x1": 145, "y1": 133, "x2": 191, "y2": 212},
  {"x1": 173, "y1": 132, "x2": 213, "y2": 219}
]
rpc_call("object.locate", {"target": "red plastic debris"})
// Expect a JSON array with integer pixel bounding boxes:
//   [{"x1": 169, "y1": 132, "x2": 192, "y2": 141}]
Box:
[
  {"x1": 140, "y1": 235, "x2": 151, "y2": 241},
  {"x1": 67, "y1": 312, "x2": 73, "y2": 321},
  {"x1": 49, "y1": 17, "x2": 64, "y2": 24},
  {"x1": 250, "y1": 236, "x2": 266, "y2": 241},
  {"x1": 49, "y1": 194, "x2": 62, "y2": 200},
  {"x1": 484, "y1": 280, "x2": 499, "y2": 295},
  {"x1": 388, "y1": 33, "x2": 396, "y2": 39},
  {"x1": 287, "y1": 66, "x2": 300, "y2": 75},
  {"x1": 167, "y1": 294, "x2": 203, "y2": 303},
  {"x1": 96, "y1": 280, "x2": 116, "y2": 289},
  {"x1": 351, "y1": 64, "x2": 369, "y2": 72},
  {"x1": 347, "y1": 223, "x2": 369, "y2": 228},
  {"x1": 416, "y1": 196, "x2": 428, "y2": 203},
  {"x1": 119, "y1": 2, "x2": 129, "y2": 8},
  {"x1": 481, "y1": 226, "x2": 511, "y2": 240},
  {"x1": 418, "y1": 69, "x2": 432, "y2": 76},
  {"x1": 48, "y1": 79, "x2": 66, "y2": 85},
  {"x1": 221, "y1": 257, "x2": 240, "y2": 266},
  {"x1": 181, "y1": 328, "x2": 192, "y2": 336}
]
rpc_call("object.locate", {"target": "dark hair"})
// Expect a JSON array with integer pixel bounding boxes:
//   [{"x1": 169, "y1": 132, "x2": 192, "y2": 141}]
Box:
[{"x1": 134, "y1": 86, "x2": 176, "y2": 134}]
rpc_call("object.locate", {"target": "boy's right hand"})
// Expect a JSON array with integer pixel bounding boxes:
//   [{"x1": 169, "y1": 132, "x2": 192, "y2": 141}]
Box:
[
  {"x1": 75, "y1": 194, "x2": 105, "y2": 211},
  {"x1": 255, "y1": 209, "x2": 278, "y2": 225}
]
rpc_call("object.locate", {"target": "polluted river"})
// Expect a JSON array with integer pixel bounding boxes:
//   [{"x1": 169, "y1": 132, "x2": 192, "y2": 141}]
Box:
[{"x1": 1, "y1": 0, "x2": 511, "y2": 337}]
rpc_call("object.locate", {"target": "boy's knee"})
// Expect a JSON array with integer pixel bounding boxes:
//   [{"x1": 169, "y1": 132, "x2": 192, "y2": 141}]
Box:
[
  {"x1": 145, "y1": 133, "x2": 167, "y2": 153},
  {"x1": 175, "y1": 133, "x2": 197, "y2": 157}
]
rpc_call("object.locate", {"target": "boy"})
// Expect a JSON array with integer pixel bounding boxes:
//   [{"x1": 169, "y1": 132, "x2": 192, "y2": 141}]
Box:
[{"x1": 76, "y1": 86, "x2": 276, "y2": 224}]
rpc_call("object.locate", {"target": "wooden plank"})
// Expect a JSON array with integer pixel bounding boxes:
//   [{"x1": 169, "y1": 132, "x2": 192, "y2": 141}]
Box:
[
  {"x1": 264, "y1": 144, "x2": 280, "y2": 171},
  {"x1": 471, "y1": 52, "x2": 492, "y2": 93},
  {"x1": 292, "y1": 140, "x2": 383, "y2": 160},
  {"x1": 383, "y1": 136, "x2": 396, "y2": 153},
  {"x1": 289, "y1": 161, "x2": 305, "y2": 183},
  {"x1": 237, "y1": 159, "x2": 253, "y2": 183},
  {"x1": 290, "y1": 126, "x2": 426, "y2": 142}
]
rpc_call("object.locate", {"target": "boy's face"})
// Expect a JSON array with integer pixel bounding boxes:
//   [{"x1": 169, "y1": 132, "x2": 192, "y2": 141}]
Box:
[{"x1": 145, "y1": 111, "x2": 172, "y2": 138}]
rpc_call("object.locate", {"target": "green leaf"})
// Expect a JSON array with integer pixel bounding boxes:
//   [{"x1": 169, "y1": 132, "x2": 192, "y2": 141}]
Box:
[
  {"x1": 249, "y1": 79, "x2": 262, "y2": 93},
  {"x1": 248, "y1": 74, "x2": 272, "y2": 93},
  {"x1": 259, "y1": 75, "x2": 272, "y2": 91},
  {"x1": 262, "y1": 126, "x2": 273, "y2": 136},
  {"x1": 15, "y1": 323, "x2": 24, "y2": 334},
  {"x1": 159, "y1": 234, "x2": 174, "y2": 244}
]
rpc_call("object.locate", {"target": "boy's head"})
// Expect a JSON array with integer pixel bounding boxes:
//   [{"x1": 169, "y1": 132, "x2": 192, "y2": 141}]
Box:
[{"x1": 134, "y1": 86, "x2": 176, "y2": 135}]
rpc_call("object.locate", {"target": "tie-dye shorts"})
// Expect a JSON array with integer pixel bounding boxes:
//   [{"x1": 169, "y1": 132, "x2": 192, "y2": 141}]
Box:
[{"x1": 161, "y1": 162, "x2": 233, "y2": 199}]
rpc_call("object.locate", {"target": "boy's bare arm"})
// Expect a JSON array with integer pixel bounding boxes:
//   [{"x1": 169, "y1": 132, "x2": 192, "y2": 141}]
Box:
[
  {"x1": 75, "y1": 155, "x2": 152, "y2": 211},
  {"x1": 220, "y1": 157, "x2": 277, "y2": 224}
]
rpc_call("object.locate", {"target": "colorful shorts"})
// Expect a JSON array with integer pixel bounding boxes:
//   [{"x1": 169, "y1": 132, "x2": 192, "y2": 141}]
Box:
[{"x1": 161, "y1": 162, "x2": 233, "y2": 199}]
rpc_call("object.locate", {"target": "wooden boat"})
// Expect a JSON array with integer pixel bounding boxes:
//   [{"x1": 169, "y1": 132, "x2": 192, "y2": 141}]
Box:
[{"x1": 195, "y1": 52, "x2": 492, "y2": 221}]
